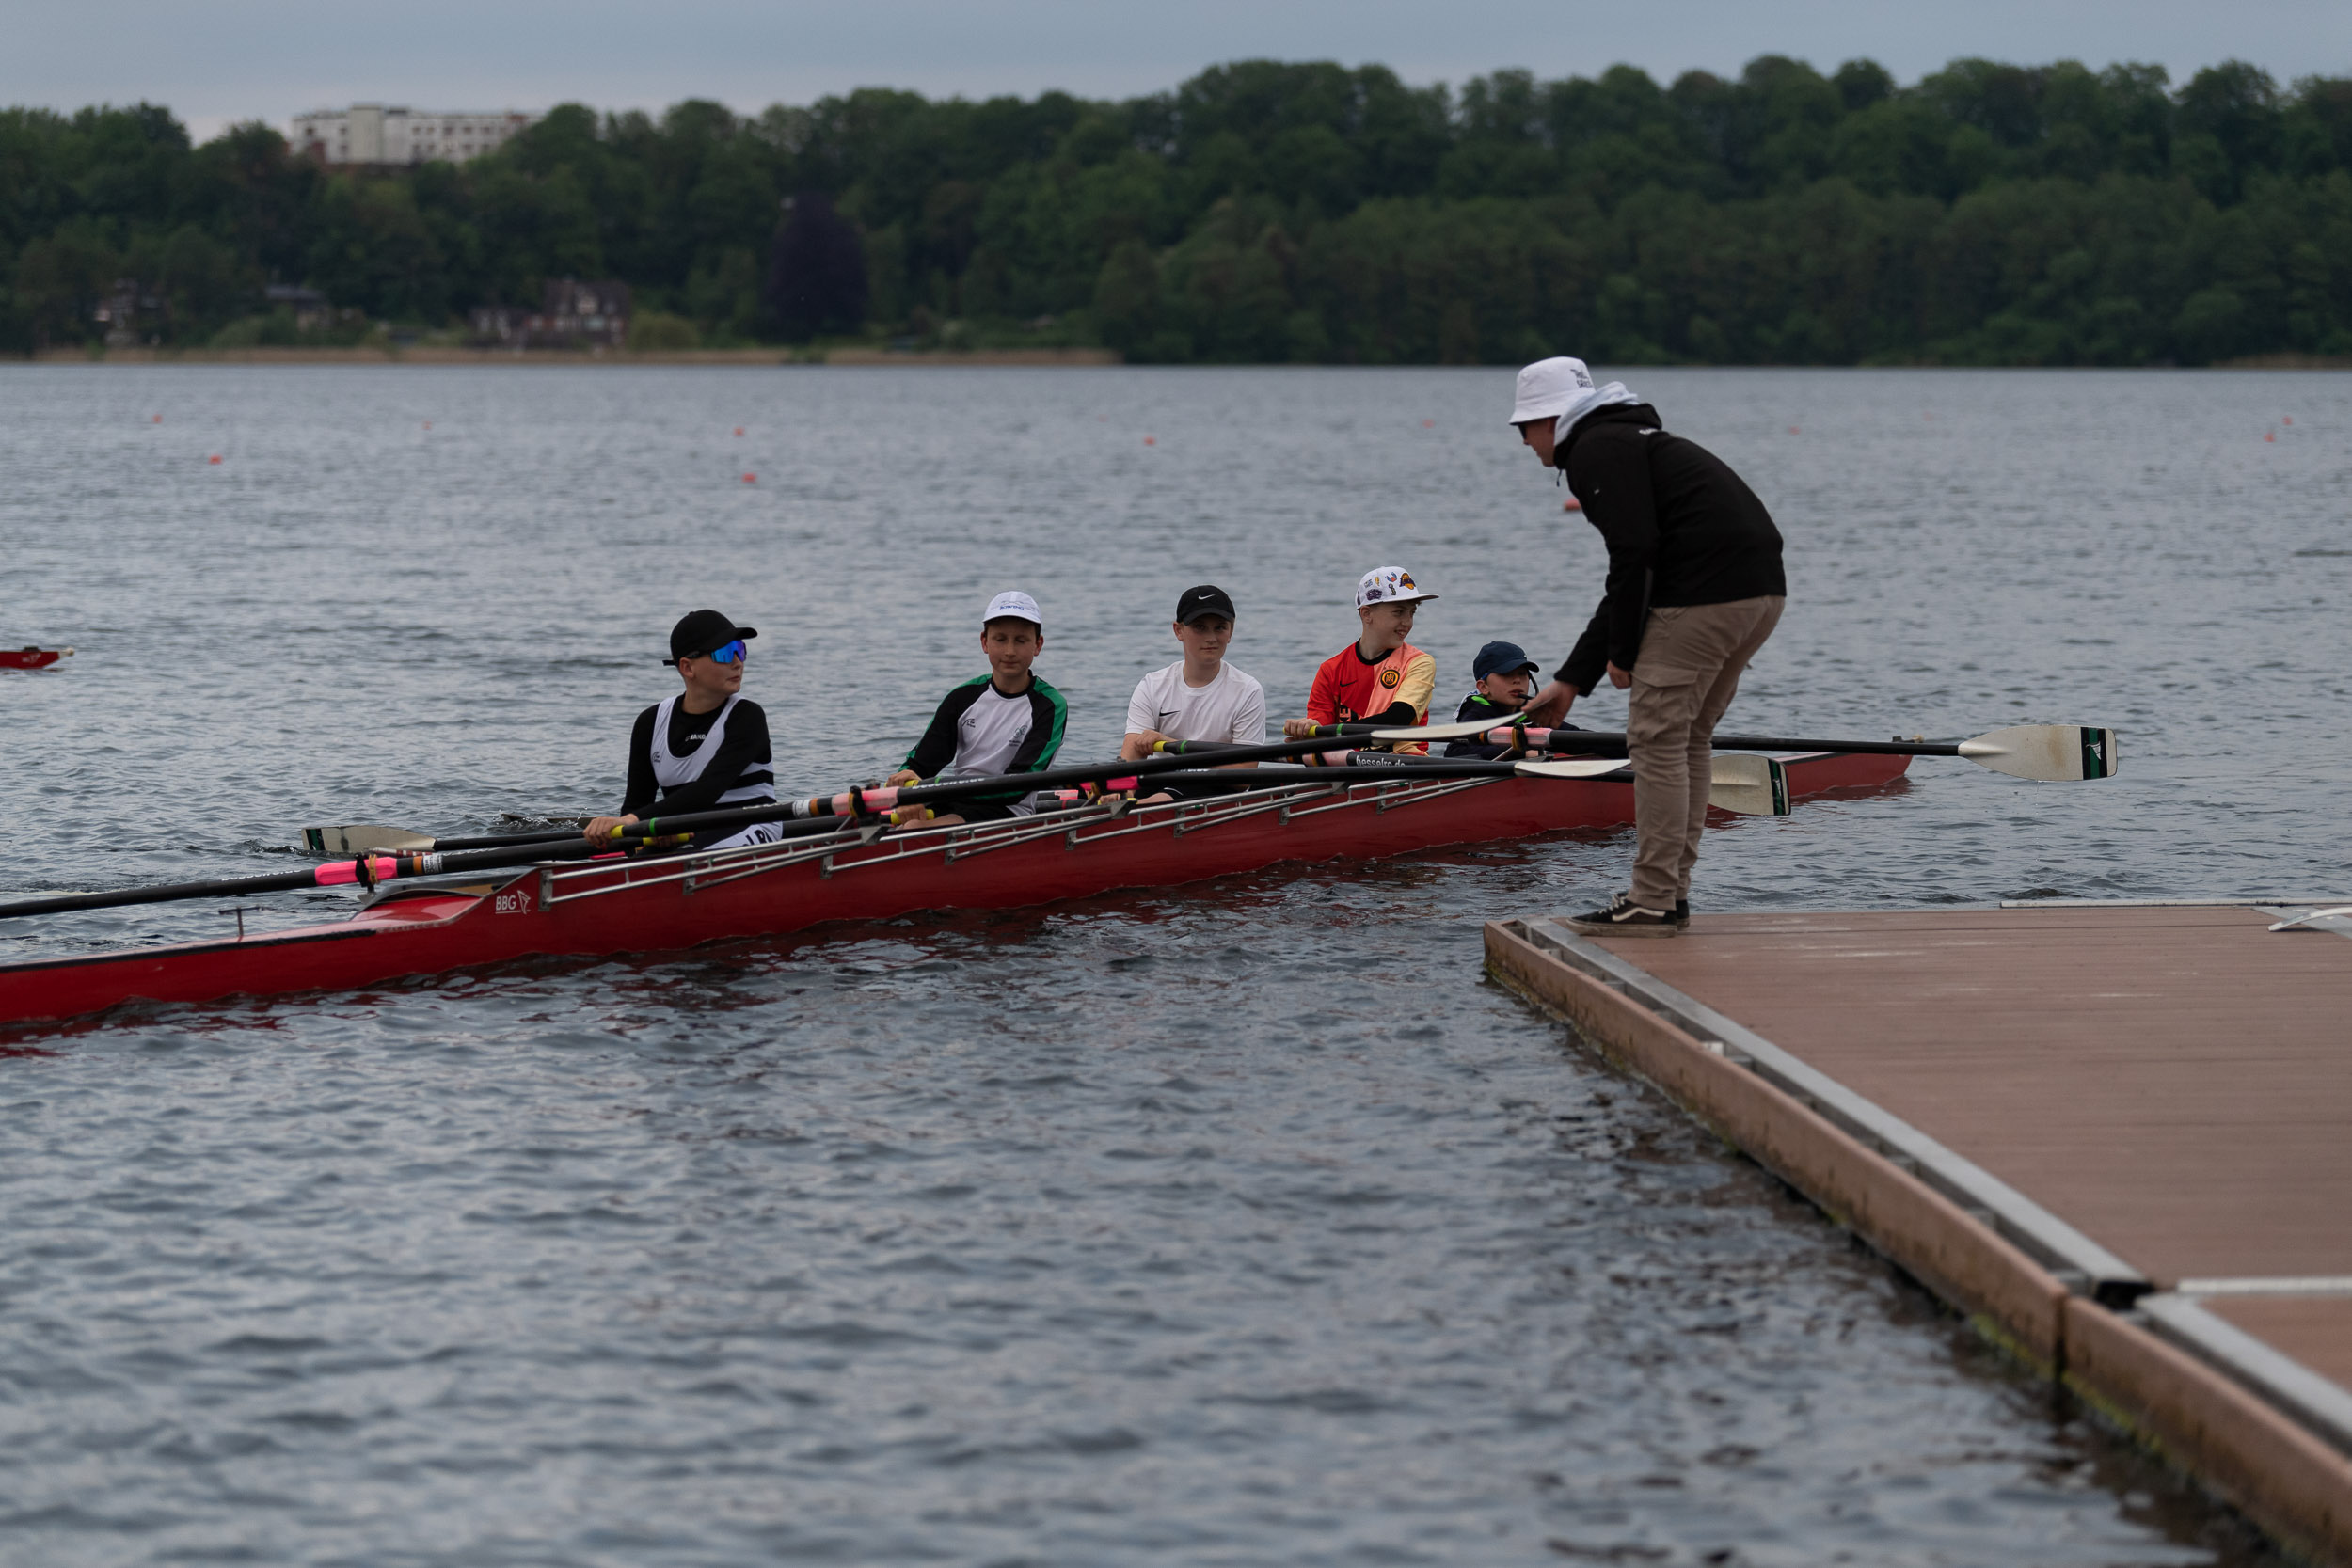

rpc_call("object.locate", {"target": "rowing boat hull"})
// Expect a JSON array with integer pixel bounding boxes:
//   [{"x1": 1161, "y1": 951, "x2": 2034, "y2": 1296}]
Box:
[
  {"x1": 0, "y1": 752, "x2": 1907, "y2": 1030},
  {"x1": 1, "y1": 648, "x2": 67, "y2": 671}
]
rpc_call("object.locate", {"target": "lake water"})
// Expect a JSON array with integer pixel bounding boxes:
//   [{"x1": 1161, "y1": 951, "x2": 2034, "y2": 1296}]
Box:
[{"x1": 3, "y1": 363, "x2": 2345, "y2": 1565}]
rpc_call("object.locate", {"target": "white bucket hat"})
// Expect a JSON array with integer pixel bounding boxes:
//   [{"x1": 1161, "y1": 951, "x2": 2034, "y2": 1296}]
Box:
[
  {"x1": 1509, "y1": 355, "x2": 1641, "y2": 432},
  {"x1": 983, "y1": 589, "x2": 1041, "y2": 628},
  {"x1": 1356, "y1": 566, "x2": 1437, "y2": 609}
]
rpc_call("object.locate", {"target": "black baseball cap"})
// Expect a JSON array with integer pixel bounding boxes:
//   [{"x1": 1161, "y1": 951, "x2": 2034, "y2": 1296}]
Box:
[
  {"x1": 1472, "y1": 640, "x2": 1539, "y2": 681},
  {"x1": 667, "y1": 609, "x2": 758, "y2": 663},
  {"x1": 1174, "y1": 584, "x2": 1237, "y2": 625}
]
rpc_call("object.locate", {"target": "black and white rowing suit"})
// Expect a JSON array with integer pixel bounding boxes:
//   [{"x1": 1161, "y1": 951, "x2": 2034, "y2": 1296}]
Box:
[{"x1": 619, "y1": 694, "x2": 785, "y2": 850}]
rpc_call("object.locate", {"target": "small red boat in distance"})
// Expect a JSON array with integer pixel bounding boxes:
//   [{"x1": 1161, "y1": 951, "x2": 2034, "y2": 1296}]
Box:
[{"x1": 1, "y1": 646, "x2": 72, "y2": 671}]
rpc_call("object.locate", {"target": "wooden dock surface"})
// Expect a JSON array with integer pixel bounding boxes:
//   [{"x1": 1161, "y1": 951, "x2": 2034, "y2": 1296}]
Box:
[{"x1": 1485, "y1": 903, "x2": 2352, "y2": 1565}]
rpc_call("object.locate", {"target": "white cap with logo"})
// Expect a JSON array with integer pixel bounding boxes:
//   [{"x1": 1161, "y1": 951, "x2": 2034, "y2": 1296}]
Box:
[
  {"x1": 983, "y1": 589, "x2": 1042, "y2": 628},
  {"x1": 1509, "y1": 355, "x2": 1641, "y2": 432},
  {"x1": 1356, "y1": 566, "x2": 1438, "y2": 609}
]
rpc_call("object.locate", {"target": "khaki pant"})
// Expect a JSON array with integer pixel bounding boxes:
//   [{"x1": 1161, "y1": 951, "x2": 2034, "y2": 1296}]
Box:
[{"x1": 1625, "y1": 595, "x2": 1785, "y2": 911}]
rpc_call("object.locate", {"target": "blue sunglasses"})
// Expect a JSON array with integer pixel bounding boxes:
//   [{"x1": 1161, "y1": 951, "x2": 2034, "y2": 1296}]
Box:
[{"x1": 704, "y1": 639, "x2": 747, "y2": 664}]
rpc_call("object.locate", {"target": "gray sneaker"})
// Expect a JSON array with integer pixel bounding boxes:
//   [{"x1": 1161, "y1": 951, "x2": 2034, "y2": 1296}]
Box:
[{"x1": 1566, "y1": 894, "x2": 1678, "y2": 937}]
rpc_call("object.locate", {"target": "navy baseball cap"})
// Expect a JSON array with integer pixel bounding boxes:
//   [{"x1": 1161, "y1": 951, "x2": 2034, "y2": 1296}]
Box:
[
  {"x1": 1175, "y1": 584, "x2": 1236, "y2": 624},
  {"x1": 1472, "y1": 640, "x2": 1539, "y2": 681},
  {"x1": 668, "y1": 609, "x2": 758, "y2": 663}
]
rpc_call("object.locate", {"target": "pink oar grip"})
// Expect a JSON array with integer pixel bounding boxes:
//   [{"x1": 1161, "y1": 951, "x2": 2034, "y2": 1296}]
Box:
[
  {"x1": 313, "y1": 857, "x2": 394, "y2": 887},
  {"x1": 824, "y1": 786, "x2": 901, "y2": 816}
]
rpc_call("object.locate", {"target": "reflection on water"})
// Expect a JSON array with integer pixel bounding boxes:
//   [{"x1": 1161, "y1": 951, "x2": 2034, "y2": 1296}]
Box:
[{"x1": 4, "y1": 364, "x2": 2337, "y2": 1564}]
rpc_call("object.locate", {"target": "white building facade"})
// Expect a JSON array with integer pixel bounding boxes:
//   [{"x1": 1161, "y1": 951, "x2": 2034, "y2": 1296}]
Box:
[{"x1": 292, "y1": 105, "x2": 538, "y2": 166}]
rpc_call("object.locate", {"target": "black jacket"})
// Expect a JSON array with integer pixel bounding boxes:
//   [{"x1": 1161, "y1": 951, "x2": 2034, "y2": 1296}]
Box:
[{"x1": 1555, "y1": 403, "x2": 1786, "y2": 694}]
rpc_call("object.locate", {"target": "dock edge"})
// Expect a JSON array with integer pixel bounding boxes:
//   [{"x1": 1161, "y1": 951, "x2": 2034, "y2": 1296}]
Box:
[{"x1": 1484, "y1": 914, "x2": 2352, "y2": 1566}]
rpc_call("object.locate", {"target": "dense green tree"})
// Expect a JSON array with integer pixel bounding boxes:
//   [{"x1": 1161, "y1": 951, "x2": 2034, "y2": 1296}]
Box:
[{"x1": 6, "y1": 55, "x2": 2352, "y2": 363}]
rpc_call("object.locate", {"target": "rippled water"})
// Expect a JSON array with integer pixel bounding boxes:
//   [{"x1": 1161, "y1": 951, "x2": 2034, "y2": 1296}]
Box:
[{"x1": 5, "y1": 363, "x2": 2345, "y2": 1564}]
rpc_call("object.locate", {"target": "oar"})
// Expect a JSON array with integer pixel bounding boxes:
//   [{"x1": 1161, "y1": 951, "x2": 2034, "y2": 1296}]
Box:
[
  {"x1": 295, "y1": 723, "x2": 1424, "y2": 855},
  {"x1": 0, "y1": 811, "x2": 893, "y2": 923},
  {"x1": 0, "y1": 835, "x2": 618, "y2": 922},
  {"x1": 1378, "y1": 721, "x2": 2118, "y2": 783},
  {"x1": 1100, "y1": 752, "x2": 1789, "y2": 816},
  {"x1": 303, "y1": 823, "x2": 581, "y2": 856}
]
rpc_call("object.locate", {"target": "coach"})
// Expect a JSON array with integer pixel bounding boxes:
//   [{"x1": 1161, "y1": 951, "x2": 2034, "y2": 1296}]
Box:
[{"x1": 1512, "y1": 356, "x2": 1787, "y2": 936}]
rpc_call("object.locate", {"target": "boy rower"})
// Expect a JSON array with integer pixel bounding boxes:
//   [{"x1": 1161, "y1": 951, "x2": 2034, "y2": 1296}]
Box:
[
  {"x1": 1280, "y1": 566, "x2": 1438, "y2": 753},
  {"x1": 1444, "y1": 641, "x2": 1546, "y2": 759},
  {"x1": 585, "y1": 609, "x2": 784, "y2": 851},
  {"x1": 886, "y1": 590, "x2": 1069, "y2": 827},
  {"x1": 1120, "y1": 584, "x2": 1267, "y2": 760}
]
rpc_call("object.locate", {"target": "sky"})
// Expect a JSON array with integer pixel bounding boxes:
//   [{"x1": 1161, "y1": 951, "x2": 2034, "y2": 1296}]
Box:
[{"x1": 8, "y1": 0, "x2": 2351, "y2": 143}]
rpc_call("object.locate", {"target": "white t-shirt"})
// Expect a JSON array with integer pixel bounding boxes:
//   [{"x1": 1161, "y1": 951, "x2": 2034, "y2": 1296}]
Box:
[
  {"x1": 953, "y1": 684, "x2": 1035, "y2": 775},
  {"x1": 1125, "y1": 660, "x2": 1267, "y2": 747}
]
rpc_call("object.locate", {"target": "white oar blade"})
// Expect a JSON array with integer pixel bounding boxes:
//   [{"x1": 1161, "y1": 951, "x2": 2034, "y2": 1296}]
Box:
[
  {"x1": 1514, "y1": 757, "x2": 1629, "y2": 780},
  {"x1": 1708, "y1": 754, "x2": 1791, "y2": 816},
  {"x1": 1955, "y1": 725, "x2": 2119, "y2": 782},
  {"x1": 302, "y1": 824, "x2": 435, "y2": 855},
  {"x1": 1370, "y1": 718, "x2": 1517, "y2": 741}
]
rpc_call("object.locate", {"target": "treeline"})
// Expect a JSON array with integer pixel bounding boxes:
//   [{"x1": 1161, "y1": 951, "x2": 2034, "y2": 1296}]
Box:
[{"x1": 7, "y1": 55, "x2": 2352, "y2": 363}]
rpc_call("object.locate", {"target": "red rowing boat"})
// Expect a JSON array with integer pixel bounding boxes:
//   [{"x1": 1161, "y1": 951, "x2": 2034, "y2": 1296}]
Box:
[
  {"x1": 1, "y1": 646, "x2": 72, "y2": 671},
  {"x1": 0, "y1": 752, "x2": 1906, "y2": 1030}
]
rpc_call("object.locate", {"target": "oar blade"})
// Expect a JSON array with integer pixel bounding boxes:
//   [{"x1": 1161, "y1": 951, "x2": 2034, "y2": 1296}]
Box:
[
  {"x1": 1955, "y1": 725, "x2": 2119, "y2": 783},
  {"x1": 1708, "y1": 754, "x2": 1791, "y2": 816},
  {"x1": 303, "y1": 824, "x2": 435, "y2": 855},
  {"x1": 1514, "y1": 757, "x2": 1629, "y2": 780}
]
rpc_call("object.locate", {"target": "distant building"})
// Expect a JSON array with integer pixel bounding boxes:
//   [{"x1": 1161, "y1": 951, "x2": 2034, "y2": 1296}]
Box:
[
  {"x1": 94, "y1": 278, "x2": 159, "y2": 346},
  {"x1": 292, "y1": 104, "x2": 536, "y2": 166},
  {"x1": 469, "y1": 279, "x2": 631, "y2": 349},
  {"x1": 264, "y1": 284, "x2": 334, "y2": 333}
]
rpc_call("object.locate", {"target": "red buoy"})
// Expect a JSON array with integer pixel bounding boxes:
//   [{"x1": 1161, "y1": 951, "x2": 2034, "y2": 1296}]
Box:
[
  {"x1": 1563, "y1": 497, "x2": 1581, "y2": 512},
  {"x1": 1144, "y1": 436, "x2": 1155, "y2": 445},
  {"x1": 741, "y1": 472, "x2": 756, "y2": 483},
  {"x1": 2265, "y1": 432, "x2": 2276, "y2": 442},
  {"x1": 151, "y1": 415, "x2": 162, "y2": 423},
  {"x1": 733, "y1": 426, "x2": 744, "y2": 436},
  {"x1": 208, "y1": 454, "x2": 222, "y2": 464},
  {"x1": 1422, "y1": 419, "x2": 1435, "y2": 427},
  {"x1": 1788, "y1": 425, "x2": 1801, "y2": 435},
  {"x1": 2283, "y1": 417, "x2": 2293, "y2": 425}
]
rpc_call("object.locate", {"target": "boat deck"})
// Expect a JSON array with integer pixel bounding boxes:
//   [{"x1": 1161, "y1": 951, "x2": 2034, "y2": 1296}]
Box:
[{"x1": 1485, "y1": 902, "x2": 2352, "y2": 1566}]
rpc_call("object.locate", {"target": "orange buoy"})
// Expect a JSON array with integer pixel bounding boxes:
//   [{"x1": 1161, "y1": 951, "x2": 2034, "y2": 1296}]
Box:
[
  {"x1": 2265, "y1": 432, "x2": 2276, "y2": 442},
  {"x1": 2283, "y1": 416, "x2": 2293, "y2": 425},
  {"x1": 1563, "y1": 497, "x2": 1581, "y2": 512},
  {"x1": 1788, "y1": 425, "x2": 1801, "y2": 435},
  {"x1": 208, "y1": 454, "x2": 222, "y2": 464},
  {"x1": 1422, "y1": 419, "x2": 1435, "y2": 428},
  {"x1": 422, "y1": 421, "x2": 431, "y2": 430},
  {"x1": 733, "y1": 426, "x2": 744, "y2": 436},
  {"x1": 1144, "y1": 436, "x2": 1155, "y2": 445},
  {"x1": 151, "y1": 415, "x2": 162, "y2": 423},
  {"x1": 741, "y1": 472, "x2": 756, "y2": 483}
]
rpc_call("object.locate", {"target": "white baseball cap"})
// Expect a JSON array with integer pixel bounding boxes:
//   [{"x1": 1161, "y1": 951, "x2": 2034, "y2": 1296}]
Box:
[
  {"x1": 983, "y1": 589, "x2": 1042, "y2": 628},
  {"x1": 1508, "y1": 356, "x2": 1597, "y2": 425},
  {"x1": 1356, "y1": 566, "x2": 1438, "y2": 609}
]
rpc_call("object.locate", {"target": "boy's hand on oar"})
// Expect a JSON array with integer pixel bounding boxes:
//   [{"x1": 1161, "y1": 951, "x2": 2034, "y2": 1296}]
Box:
[
  {"x1": 884, "y1": 769, "x2": 920, "y2": 787},
  {"x1": 583, "y1": 814, "x2": 637, "y2": 844}
]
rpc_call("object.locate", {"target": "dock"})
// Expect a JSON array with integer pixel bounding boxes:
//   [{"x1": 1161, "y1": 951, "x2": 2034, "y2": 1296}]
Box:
[{"x1": 1486, "y1": 902, "x2": 2352, "y2": 1563}]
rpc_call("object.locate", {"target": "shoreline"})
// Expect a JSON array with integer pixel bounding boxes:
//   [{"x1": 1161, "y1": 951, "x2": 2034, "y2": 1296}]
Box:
[
  {"x1": 20, "y1": 345, "x2": 1122, "y2": 368},
  {"x1": 12, "y1": 347, "x2": 2344, "y2": 370}
]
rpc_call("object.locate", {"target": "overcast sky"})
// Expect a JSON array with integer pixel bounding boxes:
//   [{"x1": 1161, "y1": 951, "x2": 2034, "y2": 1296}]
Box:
[{"x1": 9, "y1": 0, "x2": 2351, "y2": 143}]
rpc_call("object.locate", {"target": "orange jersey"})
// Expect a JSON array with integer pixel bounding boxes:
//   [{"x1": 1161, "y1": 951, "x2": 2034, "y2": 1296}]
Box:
[{"x1": 1307, "y1": 641, "x2": 1437, "y2": 752}]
